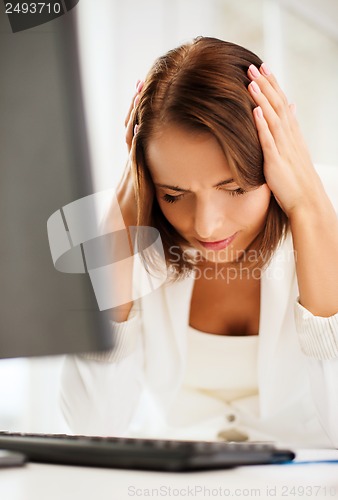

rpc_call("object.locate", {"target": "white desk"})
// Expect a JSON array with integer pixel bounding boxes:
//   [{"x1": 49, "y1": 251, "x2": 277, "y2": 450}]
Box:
[{"x1": 1, "y1": 450, "x2": 338, "y2": 500}]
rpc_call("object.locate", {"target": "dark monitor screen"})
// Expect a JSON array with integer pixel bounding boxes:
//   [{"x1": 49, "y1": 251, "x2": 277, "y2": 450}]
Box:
[{"x1": 0, "y1": 6, "x2": 114, "y2": 358}]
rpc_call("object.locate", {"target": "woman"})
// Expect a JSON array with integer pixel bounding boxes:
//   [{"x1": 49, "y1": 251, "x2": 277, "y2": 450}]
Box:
[{"x1": 61, "y1": 37, "x2": 338, "y2": 447}]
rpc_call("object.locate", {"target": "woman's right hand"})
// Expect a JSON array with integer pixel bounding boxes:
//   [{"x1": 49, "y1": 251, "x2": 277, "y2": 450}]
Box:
[
  {"x1": 116, "y1": 80, "x2": 144, "y2": 228},
  {"x1": 105, "y1": 81, "x2": 144, "y2": 322},
  {"x1": 125, "y1": 79, "x2": 144, "y2": 153}
]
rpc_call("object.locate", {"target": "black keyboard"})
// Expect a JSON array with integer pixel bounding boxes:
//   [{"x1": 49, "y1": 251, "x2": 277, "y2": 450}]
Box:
[{"x1": 0, "y1": 431, "x2": 295, "y2": 471}]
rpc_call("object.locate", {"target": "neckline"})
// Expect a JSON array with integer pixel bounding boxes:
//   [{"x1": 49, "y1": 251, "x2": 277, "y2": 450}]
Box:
[{"x1": 188, "y1": 324, "x2": 259, "y2": 339}]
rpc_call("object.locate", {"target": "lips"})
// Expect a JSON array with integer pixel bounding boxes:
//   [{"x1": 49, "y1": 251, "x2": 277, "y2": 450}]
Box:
[{"x1": 197, "y1": 232, "x2": 238, "y2": 251}]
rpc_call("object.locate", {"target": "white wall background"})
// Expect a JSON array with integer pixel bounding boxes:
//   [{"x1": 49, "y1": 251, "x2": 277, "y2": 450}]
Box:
[{"x1": 1, "y1": 0, "x2": 337, "y2": 433}]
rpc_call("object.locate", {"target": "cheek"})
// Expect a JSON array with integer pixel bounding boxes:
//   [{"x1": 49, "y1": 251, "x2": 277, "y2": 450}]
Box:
[
  {"x1": 157, "y1": 198, "x2": 187, "y2": 231},
  {"x1": 244, "y1": 187, "x2": 271, "y2": 227},
  {"x1": 229, "y1": 187, "x2": 270, "y2": 229}
]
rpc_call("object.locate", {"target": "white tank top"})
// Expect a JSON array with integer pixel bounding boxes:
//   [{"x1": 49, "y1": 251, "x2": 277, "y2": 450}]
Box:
[{"x1": 184, "y1": 325, "x2": 259, "y2": 403}]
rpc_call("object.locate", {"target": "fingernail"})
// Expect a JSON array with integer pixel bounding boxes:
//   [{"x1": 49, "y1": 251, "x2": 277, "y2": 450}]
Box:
[
  {"x1": 134, "y1": 124, "x2": 139, "y2": 135},
  {"x1": 249, "y1": 64, "x2": 260, "y2": 78},
  {"x1": 134, "y1": 95, "x2": 140, "y2": 107},
  {"x1": 137, "y1": 80, "x2": 144, "y2": 93},
  {"x1": 136, "y1": 79, "x2": 141, "y2": 90},
  {"x1": 250, "y1": 81, "x2": 260, "y2": 94},
  {"x1": 261, "y1": 63, "x2": 271, "y2": 76},
  {"x1": 255, "y1": 106, "x2": 263, "y2": 118}
]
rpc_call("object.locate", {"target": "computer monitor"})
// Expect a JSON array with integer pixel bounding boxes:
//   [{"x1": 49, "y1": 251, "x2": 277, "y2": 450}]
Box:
[{"x1": 0, "y1": 6, "x2": 114, "y2": 358}]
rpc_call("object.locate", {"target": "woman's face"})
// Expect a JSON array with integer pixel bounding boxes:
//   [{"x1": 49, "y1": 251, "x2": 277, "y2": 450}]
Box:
[{"x1": 146, "y1": 124, "x2": 271, "y2": 264}]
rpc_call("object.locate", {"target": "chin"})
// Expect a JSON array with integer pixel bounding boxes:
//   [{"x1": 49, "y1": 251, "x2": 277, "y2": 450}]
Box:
[
  {"x1": 204, "y1": 252, "x2": 239, "y2": 265},
  {"x1": 194, "y1": 247, "x2": 240, "y2": 265}
]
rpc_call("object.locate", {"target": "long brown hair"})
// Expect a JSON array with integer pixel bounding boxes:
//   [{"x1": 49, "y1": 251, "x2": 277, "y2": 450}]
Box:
[{"x1": 131, "y1": 37, "x2": 289, "y2": 278}]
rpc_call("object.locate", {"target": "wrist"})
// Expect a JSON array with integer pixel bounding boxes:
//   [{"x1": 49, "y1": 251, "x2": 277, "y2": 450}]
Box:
[
  {"x1": 288, "y1": 191, "x2": 335, "y2": 224},
  {"x1": 289, "y1": 200, "x2": 338, "y2": 239}
]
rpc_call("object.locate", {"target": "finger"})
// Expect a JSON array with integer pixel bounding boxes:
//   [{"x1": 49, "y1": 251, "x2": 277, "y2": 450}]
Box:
[
  {"x1": 124, "y1": 92, "x2": 139, "y2": 127},
  {"x1": 125, "y1": 108, "x2": 136, "y2": 150},
  {"x1": 136, "y1": 80, "x2": 144, "y2": 93},
  {"x1": 124, "y1": 80, "x2": 144, "y2": 127},
  {"x1": 248, "y1": 64, "x2": 288, "y2": 117},
  {"x1": 253, "y1": 106, "x2": 280, "y2": 160},
  {"x1": 287, "y1": 103, "x2": 303, "y2": 139},
  {"x1": 289, "y1": 103, "x2": 296, "y2": 117},
  {"x1": 259, "y1": 63, "x2": 288, "y2": 102},
  {"x1": 248, "y1": 80, "x2": 287, "y2": 143}
]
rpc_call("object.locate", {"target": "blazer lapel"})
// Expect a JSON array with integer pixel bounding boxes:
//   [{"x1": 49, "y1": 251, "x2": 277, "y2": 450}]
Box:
[
  {"x1": 163, "y1": 273, "x2": 195, "y2": 370},
  {"x1": 258, "y1": 231, "x2": 303, "y2": 417},
  {"x1": 142, "y1": 272, "x2": 195, "y2": 411}
]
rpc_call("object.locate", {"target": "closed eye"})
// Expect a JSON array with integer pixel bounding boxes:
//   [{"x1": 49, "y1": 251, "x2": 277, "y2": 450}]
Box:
[
  {"x1": 161, "y1": 187, "x2": 247, "y2": 204},
  {"x1": 162, "y1": 193, "x2": 184, "y2": 204},
  {"x1": 224, "y1": 187, "x2": 247, "y2": 197}
]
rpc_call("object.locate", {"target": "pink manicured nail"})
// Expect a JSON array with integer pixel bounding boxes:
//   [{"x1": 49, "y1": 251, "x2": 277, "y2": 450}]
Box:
[
  {"x1": 136, "y1": 79, "x2": 141, "y2": 90},
  {"x1": 250, "y1": 81, "x2": 260, "y2": 94},
  {"x1": 255, "y1": 106, "x2": 263, "y2": 118},
  {"x1": 261, "y1": 63, "x2": 271, "y2": 76},
  {"x1": 137, "y1": 80, "x2": 144, "y2": 93},
  {"x1": 134, "y1": 95, "x2": 140, "y2": 107},
  {"x1": 249, "y1": 64, "x2": 260, "y2": 78},
  {"x1": 134, "y1": 124, "x2": 139, "y2": 135}
]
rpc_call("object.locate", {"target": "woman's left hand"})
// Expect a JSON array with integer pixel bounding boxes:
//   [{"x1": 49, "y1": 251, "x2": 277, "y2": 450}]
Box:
[{"x1": 247, "y1": 63, "x2": 326, "y2": 218}]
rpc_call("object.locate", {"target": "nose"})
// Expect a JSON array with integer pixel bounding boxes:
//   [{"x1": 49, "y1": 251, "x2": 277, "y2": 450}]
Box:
[{"x1": 193, "y1": 195, "x2": 224, "y2": 240}]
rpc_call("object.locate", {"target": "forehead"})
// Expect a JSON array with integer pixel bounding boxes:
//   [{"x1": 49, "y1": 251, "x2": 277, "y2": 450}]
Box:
[{"x1": 145, "y1": 124, "x2": 232, "y2": 187}]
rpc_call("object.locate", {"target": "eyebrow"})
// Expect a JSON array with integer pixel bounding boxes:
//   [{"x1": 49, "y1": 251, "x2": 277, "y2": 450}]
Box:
[{"x1": 154, "y1": 178, "x2": 235, "y2": 192}]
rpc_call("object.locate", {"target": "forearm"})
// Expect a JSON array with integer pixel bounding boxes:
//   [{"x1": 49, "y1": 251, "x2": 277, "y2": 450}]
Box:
[
  {"x1": 60, "y1": 312, "x2": 143, "y2": 435},
  {"x1": 109, "y1": 214, "x2": 136, "y2": 322},
  {"x1": 60, "y1": 349, "x2": 143, "y2": 435},
  {"x1": 104, "y1": 183, "x2": 136, "y2": 323},
  {"x1": 290, "y1": 195, "x2": 338, "y2": 317}
]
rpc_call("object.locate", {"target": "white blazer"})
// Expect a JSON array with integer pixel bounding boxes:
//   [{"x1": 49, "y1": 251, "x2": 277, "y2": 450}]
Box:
[{"x1": 60, "y1": 165, "x2": 338, "y2": 447}]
